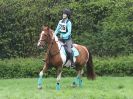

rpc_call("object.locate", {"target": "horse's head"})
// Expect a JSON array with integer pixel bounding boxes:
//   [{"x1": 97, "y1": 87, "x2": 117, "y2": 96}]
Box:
[{"x1": 37, "y1": 26, "x2": 53, "y2": 48}]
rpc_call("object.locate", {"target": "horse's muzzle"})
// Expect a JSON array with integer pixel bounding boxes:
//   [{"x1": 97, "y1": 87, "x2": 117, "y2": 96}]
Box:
[{"x1": 37, "y1": 42, "x2": 44, "y2": 49}]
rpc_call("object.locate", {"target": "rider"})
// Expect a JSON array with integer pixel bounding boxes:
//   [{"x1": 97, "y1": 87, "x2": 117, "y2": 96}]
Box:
[{"x1": 54, "y1": 8, "x2": 75, "y2": 67}]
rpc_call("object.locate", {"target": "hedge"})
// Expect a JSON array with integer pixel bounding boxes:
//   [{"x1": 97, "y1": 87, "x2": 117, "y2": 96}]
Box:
[
  {"x1": 94, "y1": 55, "x2": 133, "y2": 76},
  {"x1": 0, "y1": 55, "x2": 133, "y2": 78},
  {"x1": 0, "y1": 0, "x2": 133, "y2": 58}
]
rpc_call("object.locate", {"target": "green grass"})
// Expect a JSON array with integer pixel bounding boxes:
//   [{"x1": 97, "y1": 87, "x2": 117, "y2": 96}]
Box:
[{"x1": 0, "y1": 77, "x2": 133, "y2": 99}]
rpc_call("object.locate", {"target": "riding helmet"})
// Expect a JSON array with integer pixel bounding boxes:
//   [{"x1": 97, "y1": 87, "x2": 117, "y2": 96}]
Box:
[{"x1": 63, "y1": 8, "x2": 72, "y2": 18}]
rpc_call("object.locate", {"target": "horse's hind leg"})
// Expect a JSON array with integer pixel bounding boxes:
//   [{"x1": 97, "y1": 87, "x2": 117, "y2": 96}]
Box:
[
  {"x1": 38, "y1": 64, "x2": 48, "y2": 89},
  {"x1": 72, "y1": 69, "x2": 84, "y2": 87},
  {"x1": 56, "y1": 66, "x2": 63, "y2": 90}
]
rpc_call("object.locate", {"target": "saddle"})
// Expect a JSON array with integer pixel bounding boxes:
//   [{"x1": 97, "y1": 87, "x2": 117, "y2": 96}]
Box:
[{"x1": 59, "y1": 39, "x2": 79, "y2": 58}]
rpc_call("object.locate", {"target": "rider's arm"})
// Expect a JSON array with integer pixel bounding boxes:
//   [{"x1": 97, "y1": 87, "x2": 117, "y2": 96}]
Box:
[
  {"x1": 54, "y1": 21, "x2": 61, "y2": 35},
  {"x1": 62, "y1": 21, "x2": 72, "y2": 38}
]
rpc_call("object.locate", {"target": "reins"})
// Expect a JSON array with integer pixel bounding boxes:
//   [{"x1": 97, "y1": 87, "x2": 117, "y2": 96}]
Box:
[{"x1": 46, "y1": 30, "x2": 62, "y2": 57}]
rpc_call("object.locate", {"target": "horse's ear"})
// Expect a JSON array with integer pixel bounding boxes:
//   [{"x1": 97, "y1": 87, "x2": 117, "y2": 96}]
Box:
[
  {"x1": 45, "y1": 26, "x2": 49, "y2": 31},
  {"x1": 42, "y1": 25, "x2": 49, "y2": 31},
  {"x1": 41, "y1": 25, "x2": 45, "y2": 31}
]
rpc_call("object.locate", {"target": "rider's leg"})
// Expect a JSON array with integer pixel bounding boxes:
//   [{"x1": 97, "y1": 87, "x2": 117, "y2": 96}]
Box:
[{"x1": 65, "y1": 39, "x2": 75, "y2": 67}]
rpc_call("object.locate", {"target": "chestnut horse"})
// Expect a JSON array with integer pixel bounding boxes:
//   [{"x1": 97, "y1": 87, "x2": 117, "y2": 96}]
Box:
[{"x1": 37, "y1": 26, "x2": 96, "y2": 90}]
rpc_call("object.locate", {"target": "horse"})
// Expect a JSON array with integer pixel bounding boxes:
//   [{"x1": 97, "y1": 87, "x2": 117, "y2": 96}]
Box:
[{"x1": 37, "y1": 26, "x2": 96, "y2": 90}]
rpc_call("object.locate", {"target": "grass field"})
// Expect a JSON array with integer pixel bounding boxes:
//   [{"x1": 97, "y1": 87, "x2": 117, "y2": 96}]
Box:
[{"x1": 0, "y1": 77, "x2": 133, "y2": 99}]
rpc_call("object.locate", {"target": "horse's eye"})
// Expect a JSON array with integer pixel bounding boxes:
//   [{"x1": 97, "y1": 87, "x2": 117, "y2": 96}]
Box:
[{"x1": 44, "y1": 34, "x2": 47, "y2": 36}]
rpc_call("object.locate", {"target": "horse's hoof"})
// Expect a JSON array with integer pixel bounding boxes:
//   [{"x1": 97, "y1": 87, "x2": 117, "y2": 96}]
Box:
[
  {"x1": 38, "y1": 85, "x2": 42, "y2": 89},
  {"x1": 71, "y1": 84, "x2": 77, "y2": 88},
  {"x1": 71, "y1": 82, "x2": 77, "y2": 88}
]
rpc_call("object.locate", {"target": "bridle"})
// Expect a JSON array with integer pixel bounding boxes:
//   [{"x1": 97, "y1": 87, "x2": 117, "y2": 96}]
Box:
[{"x1": 39, "y1": 29, "x2": 62, "y2": 57}]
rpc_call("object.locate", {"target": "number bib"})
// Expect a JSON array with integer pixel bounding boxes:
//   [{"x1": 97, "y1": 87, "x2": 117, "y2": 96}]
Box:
[{"x1": 59, "y1": 21, "x2": 67, "y2": 33}]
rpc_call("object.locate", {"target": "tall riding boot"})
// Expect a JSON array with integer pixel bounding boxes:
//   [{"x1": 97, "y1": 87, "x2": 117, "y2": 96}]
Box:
[{"x1": 70, "y1": 53, "x2": 75, "y2": 67}]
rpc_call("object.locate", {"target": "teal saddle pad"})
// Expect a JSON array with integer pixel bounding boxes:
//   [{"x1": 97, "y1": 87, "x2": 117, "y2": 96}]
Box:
[
  {"x1": 62, "y1": 46, "x2": 79, "y2": 57},
  {"x1": 72, "y1": 47, "x2": 79, "y2": 56}
]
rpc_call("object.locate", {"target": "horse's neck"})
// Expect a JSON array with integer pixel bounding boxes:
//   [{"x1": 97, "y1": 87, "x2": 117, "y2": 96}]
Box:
[{"x1": 47, "y1": 36, "x2": 59, "y2": 56}]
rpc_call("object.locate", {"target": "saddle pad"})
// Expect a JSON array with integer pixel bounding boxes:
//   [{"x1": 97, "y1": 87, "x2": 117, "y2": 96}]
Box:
[
  {"x1": 72, "y1": 47, "x2": 79, "y2": 56},
  {"x1": 60, "y1": 45, "x2": 79, "y2": 57}
]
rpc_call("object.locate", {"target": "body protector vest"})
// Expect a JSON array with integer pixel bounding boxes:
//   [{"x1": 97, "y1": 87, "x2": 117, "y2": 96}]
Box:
[{"x1": 59, "y1": 19, "x2": 69, "y2": 33}]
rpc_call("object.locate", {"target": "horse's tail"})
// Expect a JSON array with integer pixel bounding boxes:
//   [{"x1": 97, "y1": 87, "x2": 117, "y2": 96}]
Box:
[{"x1": 86, "y1": 49, "x2": 96, "y2": 80}]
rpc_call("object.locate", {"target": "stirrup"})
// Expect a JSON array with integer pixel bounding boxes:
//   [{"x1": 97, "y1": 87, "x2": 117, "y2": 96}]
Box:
[{"x1": 71, "y1": 62, "x2": 75, "y2": 68}]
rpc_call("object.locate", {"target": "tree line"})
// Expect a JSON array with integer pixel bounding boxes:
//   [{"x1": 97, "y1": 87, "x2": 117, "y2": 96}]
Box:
[{"x1": 0, "y1": 0, "x2": 133, "y2": 59}]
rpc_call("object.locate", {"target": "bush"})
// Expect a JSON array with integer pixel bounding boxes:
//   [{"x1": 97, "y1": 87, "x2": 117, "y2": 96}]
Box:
[
  {"x1": 94, "y1": 55, "x2": 133, "y2": 76},
  {"x1": 0, "y1": 0, "x2": 133, "y2": 58},
  {"x1": 0, "y1": 55, "x2": 133, "y2": 78},
  {"x1": 0, "y1": 58, "x2": 76, "y2": 78},
  {"x1": 0, "y1": 58, "x2": 42, "y2": 78}
]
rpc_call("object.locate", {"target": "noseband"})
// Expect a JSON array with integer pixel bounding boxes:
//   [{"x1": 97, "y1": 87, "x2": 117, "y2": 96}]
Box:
[{"x1": 39, "y1": 29, "x2": 62, "y2": 57}]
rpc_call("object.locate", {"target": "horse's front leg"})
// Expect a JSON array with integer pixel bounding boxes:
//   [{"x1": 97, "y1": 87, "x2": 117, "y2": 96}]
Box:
[
  {"x1": 38, "y1": 64, "x2": 48, "y2": 89},
  {"x1": 56, "y1": 66, "x2": 63, "y2": 90}
]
